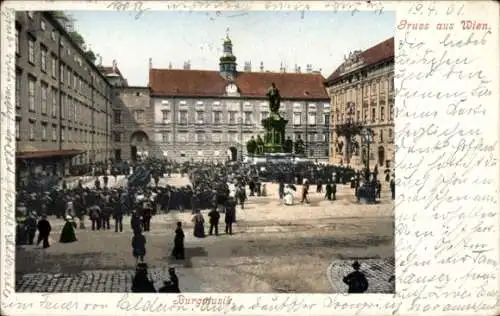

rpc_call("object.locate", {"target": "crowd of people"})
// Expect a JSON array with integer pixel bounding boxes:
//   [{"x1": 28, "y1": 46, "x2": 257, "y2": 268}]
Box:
[{"x1": 15, "y1": 157, "x2": 395, "y2": 292}]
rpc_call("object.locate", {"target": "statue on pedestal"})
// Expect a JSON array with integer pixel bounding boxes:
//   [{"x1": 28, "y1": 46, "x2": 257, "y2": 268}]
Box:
[{"x1": 266, "y1": 82, "x2": 281, "y2": 114}]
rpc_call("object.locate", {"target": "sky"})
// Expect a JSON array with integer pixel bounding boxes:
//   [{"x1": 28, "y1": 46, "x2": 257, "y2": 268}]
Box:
[{"x1": 67, "y1": 10, "x2": 395, "y2": 86}]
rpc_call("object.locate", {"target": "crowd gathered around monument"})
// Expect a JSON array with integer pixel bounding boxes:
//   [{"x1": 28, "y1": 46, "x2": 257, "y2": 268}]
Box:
[{"x1": 14, "y1": 84, "x2": 394, "y2": 293}]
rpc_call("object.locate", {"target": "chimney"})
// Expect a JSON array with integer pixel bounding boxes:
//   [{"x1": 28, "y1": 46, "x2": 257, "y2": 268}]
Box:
[
  {"x1": 260, "y1": 61, "x2": 264, "y2": 72},
  {"x1": 306, "y1": 64, "x2": 313, "y2": 73},
  {"x1": 183, "y1": 60, "x2": 191, "y2": 70},
  {"x1": 148, "y1": 58, "x2": 152, "y2": 70},
  {"x1": 168, "y1": 62, "x2": 172, "y2": 69},
  {"x1": 294, "y1": 64, "x2": 298, "y2": 72},
  {"x1": 280, "y1": 62, "x2": 284, "y2": 73},
  {"x1": 297, "y1": 66, "x2": 301, "y2": 73},
  {"x1": 112, "y1": 59, "x2": 117, "y2": 73},
  {"x1": 244, "y1": 61, "x2": 252, "y2": 72}
]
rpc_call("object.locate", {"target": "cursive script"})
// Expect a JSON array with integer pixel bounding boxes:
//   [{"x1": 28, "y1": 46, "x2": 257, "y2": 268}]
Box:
[{"x1": 394, "y1": 1, "x2": 498, "y2": 314}]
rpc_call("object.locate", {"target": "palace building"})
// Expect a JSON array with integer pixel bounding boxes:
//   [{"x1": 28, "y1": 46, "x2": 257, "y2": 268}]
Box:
[
  {"x1": 15, "y1": 11, "x2": 112, "y2": 182},
  {"x1": 149, "y1": 34, "x2": 331, "y2": 162},
  {"x1": 324, "y1": 37, "x2": 395, "y2": 169}
]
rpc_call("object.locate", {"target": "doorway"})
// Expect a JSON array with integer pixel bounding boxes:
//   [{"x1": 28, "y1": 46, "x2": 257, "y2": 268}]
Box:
[
  {"x1": 114, "y1": 149, "x2": 122, "y2": 161},
  {"x1": 378, "y1": 146, "x2": 385, "y2": 166},
  {"x1": 229, "y1": 146, "x2": 237, "y2": 161},
  {"x1": 131, "y1": 146, "x2": 137, "y2": 162}
]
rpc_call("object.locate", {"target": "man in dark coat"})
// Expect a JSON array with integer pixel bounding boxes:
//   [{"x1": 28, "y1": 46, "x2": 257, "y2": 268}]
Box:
[
  {"x1": 101, "y1": 202, "x2": 112, "y2": 230},
  {"x1": 332, "y1": 181, "x2": 337, "y2": 200},
  {"x1": 130, "y1": 210, "x2": 142, "y2": 234},
  {"x1": 113, "y1": 196, "x2": 124, "y2": 232},
  {"x1": 141, "y1": 203, "x2": 153, "y2": 232},
  {"x1": 36, "y1": 215, "x2": 52, "y2": 248},
  {"x1": 208, "y1": 207, "x2": 220, "y2": 236},
  {"x1": 25, "y1": 212, "x2": 38, "y2": 245},
  {"x1": 316, "y1": 179, "x2": 323, "y2": 193},
  {"x1": 390, "y1": 178, "x2": 395, "y2": 200},
  {"x1": 342, "y1": 261, "x2": 369, "y2": 293},
  {"x1": 171, "y1": 221, "x2": 185, "y2": 260},
  {"x1": 325, "y1": 183, "x2": 332, "y2": 201},
  {"x1": 168, "y1": 267, "x2": 180, "y2": 292},
  {"x1": 224, "y1": 198, "x2": 236, "y2": 235},
  {"x1": 131, "y1": 263, "x2": 156, "y2": 293},
  {"x1": 94, "y1": 177, "x2": 101, "y2": 190}
]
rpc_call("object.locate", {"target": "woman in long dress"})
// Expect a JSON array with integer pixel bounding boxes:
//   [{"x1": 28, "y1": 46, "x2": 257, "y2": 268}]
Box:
[
  {"x1": 191, "y1": 210, "x2": 205, "y2": 238},
  {"x1": 284, "y1": 185, "x2": 294, "y2": 206},
  {"x1": 171, "y1": 221, "x2": 185, "y2": 260},
  {"x1": 59, "y1": 215, "x2": 77, "y2": 243}
]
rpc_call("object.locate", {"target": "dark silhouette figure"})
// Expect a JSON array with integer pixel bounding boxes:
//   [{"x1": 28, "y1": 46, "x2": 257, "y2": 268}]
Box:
[
  {"x1": 36, "y1": 215, "x2": 52, "y2": 248},
  {"x1": 390, "y1": 178, "x2": 395, "y2": 200},
  {"x1": 131, "y1": 263, "x2": 156, "y2": 293},
  {"x1": 171, "y1": 222, "x2": 185, "y2": 260},
  {"x1": 342, "y1": 261, "x2": 369, "y2": 293},
  {"x1": 208, "y1": 208, "x2": 220, "y2": 236},
  {"x1": 224, "y1": 198, "x2": 236, "y2": 235},
  {"x1": 168, "y1": 267, "x2": 181, "y2": 292}
]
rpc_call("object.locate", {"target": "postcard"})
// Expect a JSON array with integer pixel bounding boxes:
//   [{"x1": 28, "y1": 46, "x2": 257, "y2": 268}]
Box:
[{"x1": 0, "y1": 1, "x2": 498, "y2": 315}]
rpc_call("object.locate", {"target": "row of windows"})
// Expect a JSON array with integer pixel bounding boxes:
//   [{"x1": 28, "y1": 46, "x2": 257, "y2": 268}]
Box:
[
  {"x1": 332, "y1": 80, "x2": 394, "y2": 104},
  {"x1": 149, "y1": 110, "x2": 330, "y2": 126},
  {"x1": 158, "y1": 149, "x2": 328, "y2": 158},
  {"x1": 335, "y1": 104, "x2": 394, "y2": 124},
  {"x1": 17, "y1": 71, "x2": 110, "y2": 127},
  {"x1": 17, "y1": 13, "x2": 110, "y2": 99},
  {"x1": 332, "y1": 128, "x2": 393, "y2": 145},
  {"x1": 16, "y1": 119, "x2": 109, "y2": 143},
  {"x1": 150, "y1": 132, "x2": 329, "y2": 143}
]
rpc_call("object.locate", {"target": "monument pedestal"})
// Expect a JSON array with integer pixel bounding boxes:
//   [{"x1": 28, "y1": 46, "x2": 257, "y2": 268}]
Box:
[{"x1": 262, "y1": 114, "x2": 288, "y2": 154}]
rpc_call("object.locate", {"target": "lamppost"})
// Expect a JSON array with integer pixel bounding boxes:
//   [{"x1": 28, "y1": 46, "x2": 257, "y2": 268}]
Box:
[{"x1": 363, "y1": 127, "x2": 373, "y2": 173}]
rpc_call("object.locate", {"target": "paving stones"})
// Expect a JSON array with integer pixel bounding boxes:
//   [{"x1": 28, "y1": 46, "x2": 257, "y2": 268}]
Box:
[
  {"x1": 327, "y1": 258, "x2": 395, "y2": 293},
  {"x1": 16, "y1": 267, "x2": 205, "y2": 293}
]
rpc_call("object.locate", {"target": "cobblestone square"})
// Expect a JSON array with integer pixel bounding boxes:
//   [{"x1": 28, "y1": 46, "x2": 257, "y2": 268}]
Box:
[{"x1": 16, "y1": 176, "x2": 394, "y2": 293}]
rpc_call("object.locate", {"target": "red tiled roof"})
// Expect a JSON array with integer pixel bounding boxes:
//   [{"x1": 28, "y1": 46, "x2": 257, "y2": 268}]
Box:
[
  {"x1": 324, "y1": 37, "x2": 394, "y2": 85},
  {"x1": 16, "y1": 149, "x2": 85, "y2": 159},
  {"x1": 149, "y1": 69, "x2": 329, "y2": 99}
]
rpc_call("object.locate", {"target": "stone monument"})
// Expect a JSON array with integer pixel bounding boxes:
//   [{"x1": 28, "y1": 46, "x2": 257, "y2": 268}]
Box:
[{"x1": 261, "y1": 82, "x2": 288, "y2": 153}]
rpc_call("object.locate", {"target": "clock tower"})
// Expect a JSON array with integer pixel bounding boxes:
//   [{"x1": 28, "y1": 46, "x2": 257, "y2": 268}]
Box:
[{"x1": 219, "y1": 28, "x2": 237, "y2": 80}]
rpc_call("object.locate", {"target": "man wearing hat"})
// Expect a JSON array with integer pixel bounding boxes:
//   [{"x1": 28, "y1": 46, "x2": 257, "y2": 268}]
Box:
[
  {"x1": 342, "y1": 261, "x2": 369, "y2": 293},
  {"x1": 25, "y1": 210, "x2": 37, "y2": 245},
  {"x1": 36, "y1": 214, "x2": 52, "y2": 248},
  {"x1": 168, "y1": 267, "x2": 180, "y2": 292}
]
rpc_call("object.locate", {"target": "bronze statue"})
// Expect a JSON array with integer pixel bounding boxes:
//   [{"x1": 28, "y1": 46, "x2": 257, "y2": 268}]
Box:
[{"x1": 266, "y1": 82, "x2": 281, "y2": 113}]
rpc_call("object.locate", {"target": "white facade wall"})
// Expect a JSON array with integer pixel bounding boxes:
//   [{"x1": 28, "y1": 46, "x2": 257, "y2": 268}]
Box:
[{"x1": 152, "y1": 96, "x2": 331, "y2": 161}]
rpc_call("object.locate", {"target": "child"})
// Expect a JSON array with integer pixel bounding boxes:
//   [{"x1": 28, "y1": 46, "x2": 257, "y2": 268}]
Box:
[{"x1": 131, "y1": 229, "x2": 146, "y2": 264}]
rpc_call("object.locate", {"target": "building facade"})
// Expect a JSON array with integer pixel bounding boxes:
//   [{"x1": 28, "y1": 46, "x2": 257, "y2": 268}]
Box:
[
  {"x1": 15, "y1": 11, "x2": 112, "y2": 182},
  {"x1": 324, "y1": 37, "x2": 395, "y2": 169},
  {"x1": 150, "y1": 36, "x2": 331, "y2": 162},
  {"x1": 98, "y1": 63, "x2": 155, "y2": 163}
]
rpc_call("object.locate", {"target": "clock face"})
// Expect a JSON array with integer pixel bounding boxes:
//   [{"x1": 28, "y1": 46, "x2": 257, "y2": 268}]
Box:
[{"x1": 226, "y1": 84, "x2": 237, "y2": 93}]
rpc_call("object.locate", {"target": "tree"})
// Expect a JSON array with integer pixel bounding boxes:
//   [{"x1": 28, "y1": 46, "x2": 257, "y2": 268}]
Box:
[
  {"x1": 50, "y1": 11, "x2": 67, "y2": 19},
  {"x1": 334, "y1": 121, "x2": 364, "y2": 164},
  {"x1": 84, "y1": 50, "x2": 97, "y2": 63},
  {"x1": 69, "y1": 31, "x2": 85, "y2": 47}
]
